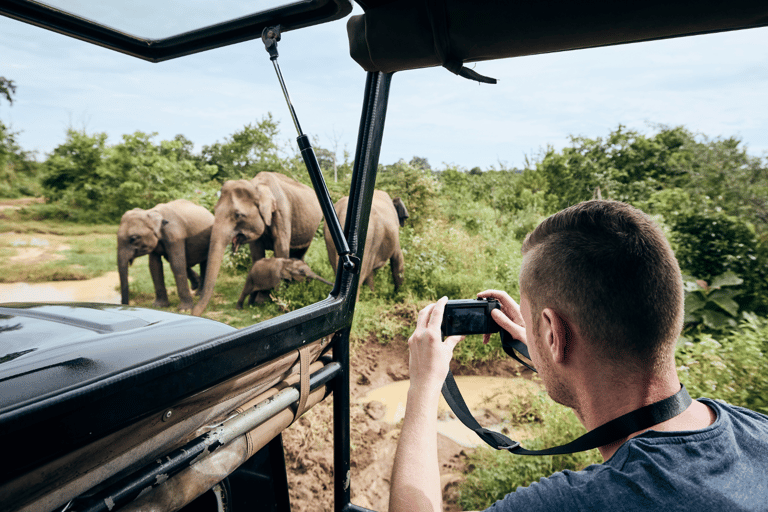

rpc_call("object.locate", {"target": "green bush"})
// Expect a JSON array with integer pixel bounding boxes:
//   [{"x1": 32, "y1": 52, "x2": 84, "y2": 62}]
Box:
[
  {"x1": 676, "y1": 313, "x2": 768, "y2": 414},
  {"x1": 0, "y1": 121, "x2": 40, "y2": 198},
  {"x1": 683, "y1": 272, "x2": 743, "y2": 333},
  {"x1": 39, "y1": 129, "x2": 217, "y2": 223},
  {"x1": 673, "y1": 211, "x2": 768, "y2": 314}
]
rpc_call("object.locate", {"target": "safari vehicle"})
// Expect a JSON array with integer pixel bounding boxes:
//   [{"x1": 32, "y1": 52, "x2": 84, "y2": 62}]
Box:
[{"x1": 1, "y1": 1, "x2": 767, "y2": 511}]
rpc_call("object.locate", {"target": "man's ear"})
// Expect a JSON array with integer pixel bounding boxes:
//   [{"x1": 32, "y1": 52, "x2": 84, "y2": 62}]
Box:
[{"x1": 541, "y1": 308, "x2": 572, "y2": 365}]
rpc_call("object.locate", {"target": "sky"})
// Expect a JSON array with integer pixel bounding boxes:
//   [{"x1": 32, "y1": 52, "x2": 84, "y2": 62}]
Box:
[{"x1": 2, "y1": 4, "x2": 768, "y2": 171}]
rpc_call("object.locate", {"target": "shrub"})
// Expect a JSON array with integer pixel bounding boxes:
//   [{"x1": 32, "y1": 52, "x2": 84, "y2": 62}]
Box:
[
  {"x1": 39, "y1": 130, "x2": 217, "y2": 223},
  {"x1": 673, "y1": 211, "x2": 768, "y2": 314},
  {"x1": 683, "y1": 272, "x2": 743, "y2": 333},
  {"x1": 676, "y1": 314, "x2": 768, "y2": 414}
]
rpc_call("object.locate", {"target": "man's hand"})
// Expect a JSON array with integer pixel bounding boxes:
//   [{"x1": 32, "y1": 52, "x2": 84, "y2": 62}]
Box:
[
  {"x1": 408, "y1": 296, "x2": 463, "y2": 395},
  {"x1": 477, "y1": 289, "x2": 527, "y2": 346},
  {"x1": 389, "y1": 297, "x2": 462, "y2": 512}
]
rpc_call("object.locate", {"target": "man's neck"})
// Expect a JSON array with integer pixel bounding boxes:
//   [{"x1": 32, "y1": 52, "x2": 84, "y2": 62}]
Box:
[{"x1": 570, "y1": 365, "x2": 713, "y2": 460}]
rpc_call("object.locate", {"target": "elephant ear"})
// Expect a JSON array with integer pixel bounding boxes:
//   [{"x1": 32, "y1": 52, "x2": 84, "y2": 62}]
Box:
[
  {"x1": 393, "y1": 197, "x2": 409, "y2": 227},
  {"x1": 283, "y1": 259, "x2": 308, "y2": 282},
  {"x1": 146, "y1": 210, "x2": 165, "y2": 239},
  {"x1": 255, "y1": 184, "x2": 276, "y2": 227}
]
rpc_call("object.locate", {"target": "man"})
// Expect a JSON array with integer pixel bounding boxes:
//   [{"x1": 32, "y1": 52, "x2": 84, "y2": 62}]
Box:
[{"x1": 389, "y1": 200, "x2": 768, "y2": 512}]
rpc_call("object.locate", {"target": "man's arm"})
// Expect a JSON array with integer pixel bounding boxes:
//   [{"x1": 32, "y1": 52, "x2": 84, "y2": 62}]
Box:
[{"x1": 389, "y1": 297, "x2": 461, "y2": 512}]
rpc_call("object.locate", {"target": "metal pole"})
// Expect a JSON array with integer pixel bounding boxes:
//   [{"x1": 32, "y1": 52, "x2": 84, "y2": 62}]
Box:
[{"x1": 333, "y1": 71, "x2": 394, "y2": 512}]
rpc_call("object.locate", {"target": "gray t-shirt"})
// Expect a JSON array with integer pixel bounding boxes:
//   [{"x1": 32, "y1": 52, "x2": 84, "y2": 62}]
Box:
[{"x1": 485, "y1": 399, "x2": 768, "y2": 511}]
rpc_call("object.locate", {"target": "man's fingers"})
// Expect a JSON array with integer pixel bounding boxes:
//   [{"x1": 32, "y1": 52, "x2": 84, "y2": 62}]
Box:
[
  {"x1": 427, "y1": 296, "x2": 448, "y2": 330},
  {"x1": 491, "y1": 308, "x2": 527, "y2": 343},
  {"x1": 445, "y1": 334, "x2": 463, "y2": 351},
  {"x1": 479, "y1": 289, "x2": 524, "y2": 326},
  {"x1": 416, "y1": 302, "x2": 436, "y2": 328}
]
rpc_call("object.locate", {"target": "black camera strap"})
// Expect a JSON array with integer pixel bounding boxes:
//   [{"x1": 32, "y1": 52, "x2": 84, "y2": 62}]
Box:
[{"x1": 441, "y1": 372, "x2": 692, "y2": 455}]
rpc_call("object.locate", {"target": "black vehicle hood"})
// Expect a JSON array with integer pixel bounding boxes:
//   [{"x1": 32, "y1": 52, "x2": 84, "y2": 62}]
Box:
[
  {"x1": 0, "y1": 302, "x2": 238, "y2": 482},
  {"x1": 0, "y1": 303, "x2": 236, "y2": 413}
]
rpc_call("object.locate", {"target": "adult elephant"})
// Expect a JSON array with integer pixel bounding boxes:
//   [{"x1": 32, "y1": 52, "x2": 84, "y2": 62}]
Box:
[
  {"x1": 117, "y1": 199, "x2": 213, "y2": 311},
  {"x1": 192, "y1": 172, "x2": 323, "y2": 316},
  {"x1": 324, "y1": 190, "x2": 406, "y2": 299}
]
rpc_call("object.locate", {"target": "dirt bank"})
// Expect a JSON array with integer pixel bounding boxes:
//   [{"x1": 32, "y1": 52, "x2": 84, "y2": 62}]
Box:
[{"x1": 283, "y1": 323, "x2": 532, "y2": 512}]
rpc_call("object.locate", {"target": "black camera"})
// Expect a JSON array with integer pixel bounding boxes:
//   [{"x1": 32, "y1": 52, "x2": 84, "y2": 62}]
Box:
[
  {"x1": 441, "y1": 297, "x2": 536, "y2": 372},
  {"x1": 440, "y1": 298, "x2": 501, "y2": 336}
]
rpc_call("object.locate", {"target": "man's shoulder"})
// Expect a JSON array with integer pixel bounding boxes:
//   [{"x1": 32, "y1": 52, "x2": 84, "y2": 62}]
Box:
[
  {"x1": 485, "y1": 401, "x2": 768, "y2": 511},
  {"x1": 700, "y1": 397, "x2": 768, "y2": 424}
]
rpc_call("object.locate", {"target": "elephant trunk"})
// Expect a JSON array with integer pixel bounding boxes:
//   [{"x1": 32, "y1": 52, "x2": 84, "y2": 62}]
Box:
[
  {"x1": 118, "y1": 248, "x2": 132, "y2": 305},
  {"x1": 192, "y1": 227, "x2": 230, "y2": 316},
  {"x1": 308, "y1": 272, "x2": 334, "y2": 286}
]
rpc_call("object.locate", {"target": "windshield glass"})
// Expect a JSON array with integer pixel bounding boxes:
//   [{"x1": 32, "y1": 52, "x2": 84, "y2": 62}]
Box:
[{"x1": 37, "y1": 0, "x2": 310, "y2": 39}]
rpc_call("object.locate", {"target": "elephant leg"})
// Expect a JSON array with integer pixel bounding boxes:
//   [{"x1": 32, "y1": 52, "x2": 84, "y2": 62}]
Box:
[
  {"x1": 196, "y1": 261, "x2": 207, "y2": 296},
  {"x1": 149, "y1": 253, "x2": 170, "y2": 308},
  {"x1": 248, "y1": 291, "x2": 259, "y2": 306},
  {"x1": 255, "y1": 291, "x2": 269, "y2": 304},
  {"x1": 364, "y1": 273, "x2": 375, "y2": 292},
  {"x1": 166, "y1": 242, "x2": 195, "y2": 311},
  {"x1": 236, "y1": 286, "x2": 249, "y2": 310},
  {"x1": 289, "y1": 246, "x2": 309, "y2": 260},
  {"x1": 187, "y1": 267, "x2": 201, "y2": 291},
  {"x1": 249, "y1": 240, "x2": 266, "y2": 265},
  {"x1": 391, "y1": 250, "x2": 405, "y2": 291}
]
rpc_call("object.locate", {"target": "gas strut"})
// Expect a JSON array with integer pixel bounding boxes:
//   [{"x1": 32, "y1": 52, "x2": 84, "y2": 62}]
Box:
[{"x1": 261, "y1": 26, "x2": 360, "y2": 274}]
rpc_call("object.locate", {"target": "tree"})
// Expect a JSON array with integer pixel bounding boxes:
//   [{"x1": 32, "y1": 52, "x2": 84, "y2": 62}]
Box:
[
  {"x1": 0, "y1": 77, "x2": 16, "y2": 105},
  {"x1": 201, "y1": 114, "x2": 282, "y2": 181},
  {"x1": 409, "y1": 156, "x2": 432, "y2": 171},
  {"x1": 41, "y1": 129, "x2": 216, "y2": 222},
  {"x1": 0, "y1": 121, "x2": 39, "y2": 198}
]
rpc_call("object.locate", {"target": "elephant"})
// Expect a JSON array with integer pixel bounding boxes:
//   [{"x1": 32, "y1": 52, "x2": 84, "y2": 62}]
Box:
[
  {"x1": 117, "y1": 199, "x2": 214, "y2": 311},
  {"x1": 236, "y1": 258, "x2": 333, "y2": 309},
  {"x1": 324, "y1": 189, "x2": 406, "y2": 299},
  {"x1": 192, "y1": 172, "x2": 323, "y2": 316}
]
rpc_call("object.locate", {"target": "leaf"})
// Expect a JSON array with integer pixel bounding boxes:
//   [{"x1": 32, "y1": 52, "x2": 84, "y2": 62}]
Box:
[
  {"x1": 708, "y1": 290, "x2": 741, "y2": 317},
  {"x1": 684, "y1": 292, "x2": 707, "y2": 315},
  {"x1": 709, "y1": 271, "x2": 743, "y2": 289},
  {"x1": 700, "y1": 309, "x2": 734, "y2": 330}
]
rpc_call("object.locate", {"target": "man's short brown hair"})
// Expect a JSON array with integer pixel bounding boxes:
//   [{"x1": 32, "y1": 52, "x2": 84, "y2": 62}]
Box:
[{"x1": 520, "y1": 200, "x2": 683, "y2": 371}]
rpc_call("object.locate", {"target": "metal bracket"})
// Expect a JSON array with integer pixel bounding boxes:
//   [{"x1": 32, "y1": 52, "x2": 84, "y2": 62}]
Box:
[{"x1": 260, "y1": 25, "x2": 359, "y2": 275}]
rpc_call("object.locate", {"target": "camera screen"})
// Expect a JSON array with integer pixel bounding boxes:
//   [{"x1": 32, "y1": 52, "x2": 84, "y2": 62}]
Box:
[{"x1": 449, "y1": 308, "x2": 489, "y2": 334}]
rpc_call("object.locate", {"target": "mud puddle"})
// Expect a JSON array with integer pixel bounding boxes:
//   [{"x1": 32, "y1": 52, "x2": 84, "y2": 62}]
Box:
[
  {"x1": 360, "y1": 375, "x2": 539, "y2": 447},
  {"x1": 0, "y1": 272, "x2": 122, "y2": 304}
]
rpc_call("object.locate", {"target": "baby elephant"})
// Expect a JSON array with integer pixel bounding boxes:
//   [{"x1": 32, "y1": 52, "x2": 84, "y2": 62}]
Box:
[{"x1": 237, "y1": 258, "x2": 333, "y2": 309}]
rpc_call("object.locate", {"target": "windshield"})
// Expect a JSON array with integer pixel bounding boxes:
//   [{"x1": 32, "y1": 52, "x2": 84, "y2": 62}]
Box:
[{"x1": 34, "y1": 0, "x2": 313, "y2": 39}]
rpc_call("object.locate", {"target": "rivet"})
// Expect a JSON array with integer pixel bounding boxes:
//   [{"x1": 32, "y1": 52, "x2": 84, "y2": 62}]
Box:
[{"x1": 162, "y1": 410, "x2": 173, "y2": 422}]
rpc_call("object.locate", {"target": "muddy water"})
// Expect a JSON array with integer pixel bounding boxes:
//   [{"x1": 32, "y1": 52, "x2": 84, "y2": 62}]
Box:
[
  {"x1": 361, "y1": 376, "x2": 540, "y2": 447},
  {"x1": 0, "y1": 271, "x2": 122, "y2": 304}
]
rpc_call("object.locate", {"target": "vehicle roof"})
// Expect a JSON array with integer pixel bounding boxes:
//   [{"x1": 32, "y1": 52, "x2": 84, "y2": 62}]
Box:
[{"x1": 1, "y1": 1, "x2": 766, "y2": 66}]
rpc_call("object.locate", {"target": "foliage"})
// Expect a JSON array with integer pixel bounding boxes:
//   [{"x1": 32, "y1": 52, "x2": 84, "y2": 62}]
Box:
[
  {"x1": 673, "y1": 211, "x2": 768, "y2": 315},
  {"x1": 676, "y1": 314, "x2": 768, "y2": 414},
  {"x1": 200, "y1": 114, "x2": 283, "y2": 181},
  {"x1": 0, "y1": 77, "x2": 15, "y2": 105},
  {"x1": 683, "y1": 272, "x2": 743, "y2": 333},
  {"x1": 39, "y1": 129, "x2": 217, "y2": 223},
  {"x1": 459, "y1": 391, "x2": 602, "y2": 510},
  {"x1": 0, "y1": 121, "x2": 40, "y2": 198},
  {"x1": 376, "y1": 159, "x2": 438, "y2": 229}
]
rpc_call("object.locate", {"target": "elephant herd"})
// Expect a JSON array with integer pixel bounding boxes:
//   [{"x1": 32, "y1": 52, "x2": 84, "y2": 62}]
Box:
[{"x1": 117, "y1": 172, "x2": 409, "y2": 316}]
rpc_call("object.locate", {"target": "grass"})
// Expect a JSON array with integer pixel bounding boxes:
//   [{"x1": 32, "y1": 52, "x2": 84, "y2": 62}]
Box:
[{"x1": 0, "y1": 211, "x2": 117, "y2": 283}]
